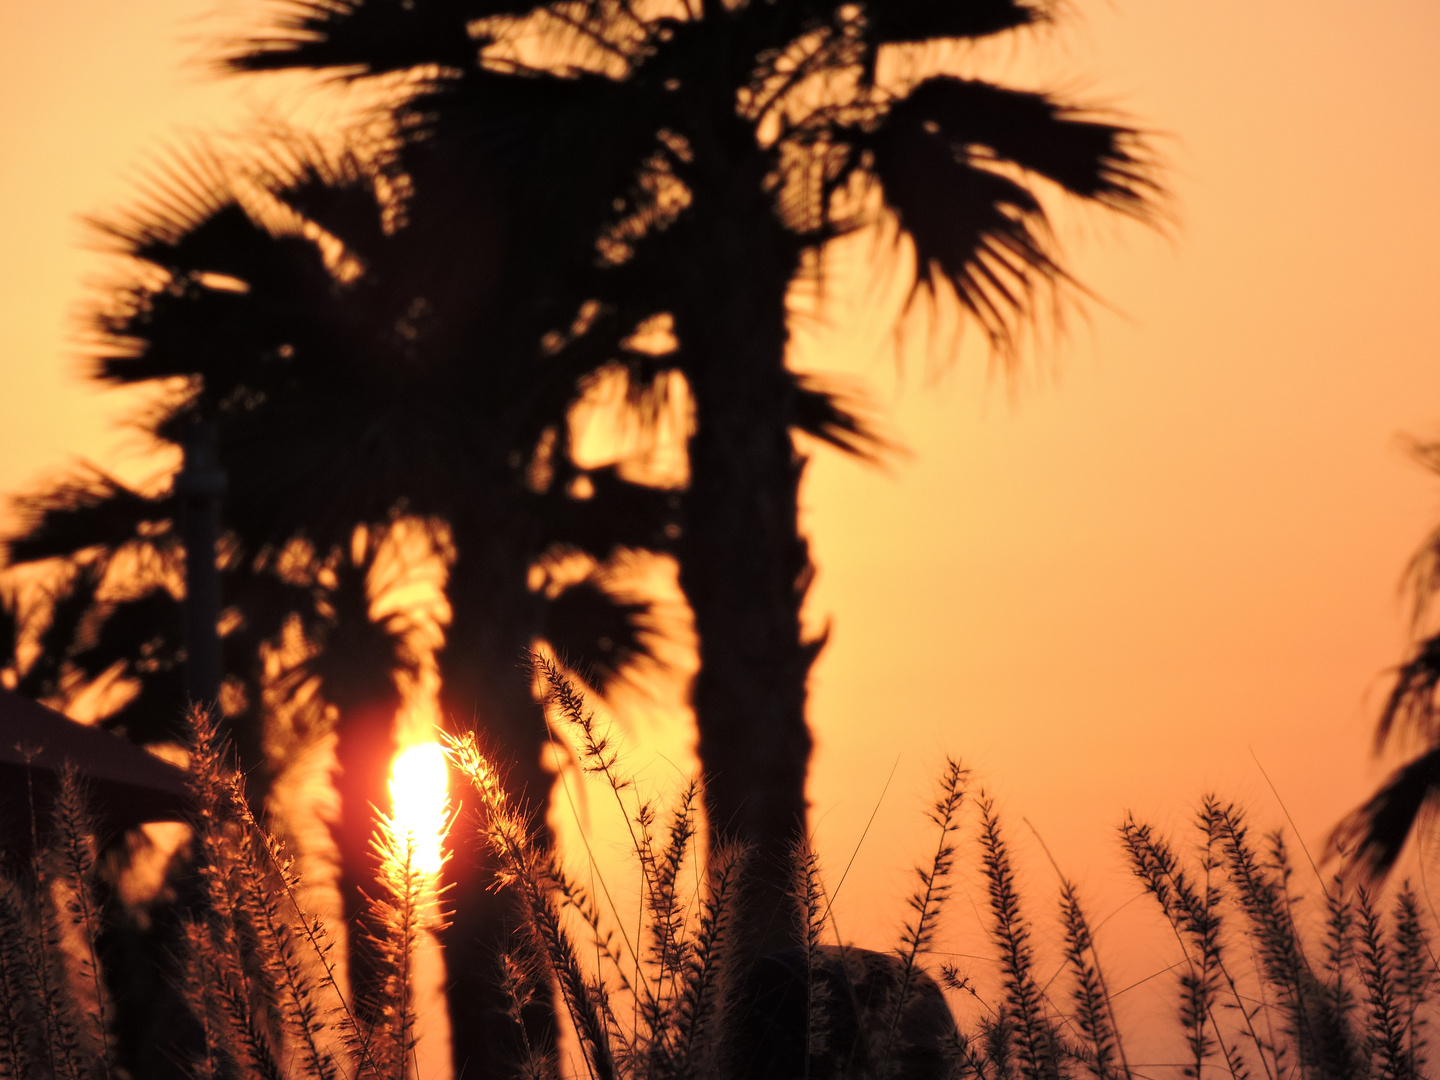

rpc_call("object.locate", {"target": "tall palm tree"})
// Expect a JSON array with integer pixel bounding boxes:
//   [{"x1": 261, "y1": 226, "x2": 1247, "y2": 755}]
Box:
[
  {"x1": 6, "y1": 0, "x2": 1155, "y2": 1070},
  {"x1": 230, "y1": 0, "x2": 1155, "y2": 963},
  {"x1": 1, "y1": 137, "x2": 671, "y2": 1071}
]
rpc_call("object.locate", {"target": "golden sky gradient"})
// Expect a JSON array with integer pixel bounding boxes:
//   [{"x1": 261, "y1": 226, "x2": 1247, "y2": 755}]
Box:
[{"x1": 4, "y1": 0, "x2": 1440, "y2": 1043}]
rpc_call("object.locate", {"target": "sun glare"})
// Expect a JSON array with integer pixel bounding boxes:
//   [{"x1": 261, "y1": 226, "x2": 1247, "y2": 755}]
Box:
[{"x1": 389, "y1": 741, "x2": 449, "y2": 876}]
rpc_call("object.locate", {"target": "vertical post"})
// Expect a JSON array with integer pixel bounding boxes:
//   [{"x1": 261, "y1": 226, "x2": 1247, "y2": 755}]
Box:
[{"x1": 176, "y1": 421, "x2": 226, "y2": 706}]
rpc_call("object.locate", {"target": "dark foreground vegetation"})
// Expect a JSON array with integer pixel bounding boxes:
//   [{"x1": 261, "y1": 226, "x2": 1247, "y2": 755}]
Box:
[{"x1": 3, "y1": 666, "x2": 1434, "y2": 1080}]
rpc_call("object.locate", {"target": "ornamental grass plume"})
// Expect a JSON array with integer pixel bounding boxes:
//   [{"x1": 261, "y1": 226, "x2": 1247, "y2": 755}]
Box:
[
  {"x1": 180, "y1": 703, "x2": 449, "y2": 1080},
  {"x1": 0, "y1": 704, "x2": 449, "y2": 1080},
  {"x1": 0, "y1": 765, "x2": 119, "y2": 1080},
  {"x1": 3, "y1": 685, "x2": 1440, "y2": 1080}
]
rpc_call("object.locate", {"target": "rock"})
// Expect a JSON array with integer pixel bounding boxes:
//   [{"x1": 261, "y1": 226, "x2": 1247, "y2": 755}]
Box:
[{"x1": 730, "y1": 944, "x2": 961, "y2": 1080}]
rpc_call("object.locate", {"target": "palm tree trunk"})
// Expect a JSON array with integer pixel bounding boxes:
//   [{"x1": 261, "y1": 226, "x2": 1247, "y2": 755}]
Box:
[
  {"x1": 437, "y1": 532, "x2": 558, "y2": 1080},
  {"x1": 331, "y1": 695, "x2": 402, "y2": 1009},
  {"x1": 671, "y1": 171, "x2": 815, "y2": 959}
]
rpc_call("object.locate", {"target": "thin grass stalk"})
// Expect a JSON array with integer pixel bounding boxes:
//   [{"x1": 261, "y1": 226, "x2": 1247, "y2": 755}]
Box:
[
  {"x1": 793, "y1": 837, "x2": 830, "y2": 1076},
  {"x1": 1262, "y1": 834, "x2": 1364, "y2": 1080},
  {"x1": 1391, "y1": 885, "x2": 1432, "y2": 1076},
  {"x1": 19, "y1": 757, "x2": 86, "y2": 1080},
  {"x1": 1206, "y1": 801, "x2": 1344, "y2": 1074},
  {"x1": 447, "y1": 730, "x2": 617, "y2": 1080},
  {"x1": 1321, "y1": 871, "x2": 1360, "y2": 1059},
  {"x1": 1056, "y1": 880, "x2": 1128, "y2": 1080},
  {"x1": 0, "y1": 878, "x2": 38, "y2": 1079},
  {"x1": 640, "y1": 782, "x2": 698, "y2": 1075},
  {"x1": 49, "y1": 767, "x2": 114, "y2": 1080},
  {"x1": 535, "y1": 655, "x2": 635, "y2": 844},
  {"x1": 231, "y1": 822, "x2": 338, "y2": 1080},
  {"x1": 977, "y1": 794, "x2": 1062, "y2": 1080},
  {"x1": 1119, "y1": 815, "x2": 1263, "y2": 1080},
  {"x1": 937, "y1": 1023, "x2": 989, "y2": 1080},
  {"x1": 940, "y1": 965, "x2": 999, "y2": 1080},
  {"x1": 499, "y1": 951, "x2": 556, "y2": 1080},
  {"x1": 555, "y1": 874, "x2": 640, "y2": 1003},
  {"x1": 1355, "y1": 886, "x2": 1411, "y2": 1080},
  {"x1": 596, "y1": 984, "x2": 637, "y2": 1078},
  {"x1": 526, "y1": 849, "x2": 618, "y2": 1080},
  {"x1": 221, "y1": 774, "x2": 340, "y2": 1080},
  {"x1": 183, "y1": 704, "x2": 285, "y2": 1079},
  {"x1": 979, "y1": 1014, "x2": 1016, "y2": 1080},
  {"x1": 229, "y1": 780, "x2": 378, "y2": 1079},
  {"x1": 670, "y1": 842, "x2": 743, "y2": 1078},
  {"x1": 363, "y1": 818, "x2": 429, "y2": 1080},
  {"x1": 880, "y1": 759, "x2": 967, "y2": 1075},
  {"x1": 537, "y1": 655, "x2": 664, "y2": 1019},
  {"x1": 32, "y1": 847, "x2": 88, "y2": 1080},
  {"x1": 632, "y1": 796, "x2": 658, "y2": 1047},
  {"x1": 178, "y1": 918, "x2": 227, "y2": 1080}
]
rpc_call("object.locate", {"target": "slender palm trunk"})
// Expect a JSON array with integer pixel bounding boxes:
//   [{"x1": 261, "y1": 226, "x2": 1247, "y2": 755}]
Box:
[
  {"x1": 437, "y1": 527, "x2": 558, "y2": 1080},
  {"x1": 332, "y1": 695, "x2": 403, "y2": 1007},
  {"x1": 671, "y1": 144, "x2": 816, "y2": 958}
]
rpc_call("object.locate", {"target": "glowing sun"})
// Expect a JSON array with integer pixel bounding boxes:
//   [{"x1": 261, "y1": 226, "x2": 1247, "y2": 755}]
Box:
[{"x1": 388, "y1": 741, "x2": 449, "y2": 876}]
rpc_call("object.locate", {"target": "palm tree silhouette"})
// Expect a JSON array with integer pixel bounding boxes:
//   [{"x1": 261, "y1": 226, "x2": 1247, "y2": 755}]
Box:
[
  {"x1": 228, "y1": 0, "x2": 1154, "y2": 969},
  {"x1": 4, "y1": 0, "x2": 1156, "y2": 1071},
  {"x1": 1, "y1": 138, "x2": 672, "y2": 1070}
]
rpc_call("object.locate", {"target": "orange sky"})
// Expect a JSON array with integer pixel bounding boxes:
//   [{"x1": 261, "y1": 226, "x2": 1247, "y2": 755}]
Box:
[{"x1": 5, "y1": 0, "x2": 1440, "y2": 1052}]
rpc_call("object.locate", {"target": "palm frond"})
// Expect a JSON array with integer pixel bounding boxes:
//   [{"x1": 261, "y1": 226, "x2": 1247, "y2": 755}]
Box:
[
  {"x1": 1330, "y1": 745, "x2": 1440, "y2": 882},
  {"x1": 891, "y1": 79, "x2": 1156, "y2": 217},
  {"x1": 790, "y1": 373, "x2": 899, "y2": 464},
  {"x1": 5, "y1": 468, "x2": 169, "y2": 567},
  {"x1": 863, "y1": 0, "x2": 1047, "y2": 46},
  {"x1": 224, "y1": 0, "x2": 497, "y2": 78},
  {"x1": 0, "y1": 582, "x2": 19, "y2": 675},
  {"x1": 864, "y1": 107, "x2": 1062, "y2": 352},
  {"x1": 541, "y1": 577, "x2": 659, "y2": 697},
  {"x1": 14, "y1": 561, "x2": 104, "y2": 703},
  {"x1": 1374, "y1": 633, "x2": 1440, "y2": 749},
  {"x1": 86, "y1": 145, "x2": 234, "y2": 262},
  {"x1": 860, "y1": 76, "x2": 1157, "y2": 353},
  {"x1": 539, "y1": 469, "x2": 681, "y2": 560}
]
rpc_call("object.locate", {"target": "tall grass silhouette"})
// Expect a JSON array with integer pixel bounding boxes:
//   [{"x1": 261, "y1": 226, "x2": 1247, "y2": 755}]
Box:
[{"x1": 1, "y1": 677, "x2": 1436, "y2": 1078}]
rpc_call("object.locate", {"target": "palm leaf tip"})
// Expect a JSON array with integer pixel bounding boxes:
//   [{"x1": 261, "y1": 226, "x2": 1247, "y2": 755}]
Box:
[
  {"x1": 222, "y1": 0, "x2": 494, "y2": 77},
  {"x1": 85, "y1": 146, "x2": 236, "y2": 262},
  {"x1": 864, "y1": 0, "x2": 1049, "y2": 45},
  {"x1": 1329, "y1": 744, "x2": 1440, "y2": 882},
  {"x1": 1374, "y1": 632, "x2": 1440, "y2": 750},
  {"x1": 790, "y1": 374, "x2": 900, "y2": 464}
]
